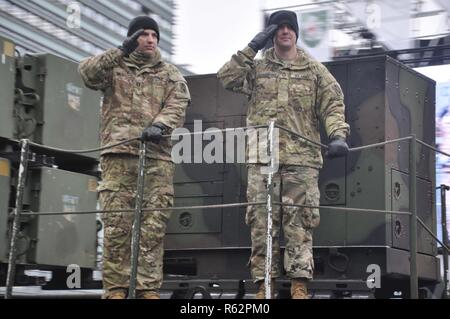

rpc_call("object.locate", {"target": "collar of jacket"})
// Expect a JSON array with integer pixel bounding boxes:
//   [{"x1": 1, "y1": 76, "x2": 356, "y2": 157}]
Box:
[
  {"x1": 263, "y1": 47, "x2": 311, "y2": 70},
  {"x1": 123, "y1": 48, "x2": 163, "y2": 72}
]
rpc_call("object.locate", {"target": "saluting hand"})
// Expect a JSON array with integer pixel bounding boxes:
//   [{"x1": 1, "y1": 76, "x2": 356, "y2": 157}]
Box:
[
  {"x1": 119, "y1": 29, "x2": 145, "y2": 56},
  {"x1": 248, "y1": 24, "x2": 278, "y2": 52}
]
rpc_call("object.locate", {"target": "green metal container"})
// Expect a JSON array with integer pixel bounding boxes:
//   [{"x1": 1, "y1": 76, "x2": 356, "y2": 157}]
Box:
[
  {"x1": 0, "y1": 157, "x2": 11, "y2": 262},
  {"x1": 0, "y1": 36, "x2": 16, "y2": 139},
  {"x1": 16, "y1": 53, "x2": 102, "y2": 158},
  {"x1": 26, "y1": 167, "x2": 98, "y2": 268}
]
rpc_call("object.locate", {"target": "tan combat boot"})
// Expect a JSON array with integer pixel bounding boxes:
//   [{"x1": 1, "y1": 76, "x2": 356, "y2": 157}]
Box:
[
  {"x1": 104, "y1": 289, "x2": 127, "y2": 299},
  {"x1": 291, "y1": 278, "x2": 309, "y2": 299},
  {"x1": 255, "y1": 280, "x2": 276, "y2": 299},
  {"x1": 137, "y1": 290, "x2": 160, "y2": 299}
]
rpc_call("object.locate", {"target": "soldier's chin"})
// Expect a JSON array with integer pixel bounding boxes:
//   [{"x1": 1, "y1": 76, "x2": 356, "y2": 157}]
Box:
[
  {"x1": 277, "y1": 42, "x2": 295, "y2": 51},
  {"x1": 140, "y1": 48, "x2": 155, "y2": 55}
]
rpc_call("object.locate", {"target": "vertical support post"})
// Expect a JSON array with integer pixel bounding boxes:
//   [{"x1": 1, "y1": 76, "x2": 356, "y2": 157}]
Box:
[
  {"x1": 5, "y1": 139, "x2": 30, "y2": 299},
  {"x1": 264, "y1": 121, "x2": 276, "y2": 299},
  {"x1": 409, "y1": 135, "x2": 418, "y2": 299},
  {"x1": 441, "y1": 184, "x2": 449, "y2": 299},
  {"x1": 128, "y1": 140, "x2": 147, "y2": 299}
]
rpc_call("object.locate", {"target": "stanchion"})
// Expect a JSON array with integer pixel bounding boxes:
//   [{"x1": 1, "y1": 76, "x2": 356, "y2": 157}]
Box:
[
  {"x1": 5, "y1": 139, "x2": 30, "y2": 299},
  {"x1": 264, "y1": 121, "x2": 276, "y2": 299},
  {"x1": 440, "y1": 184, "x2": 450, "y2": 299},
  {"x1": 409, "y1": 135, "x2": 418, "y2": 299},
  {"x1": 128, "y1": 140, "x2": 147, "y2": 299}
]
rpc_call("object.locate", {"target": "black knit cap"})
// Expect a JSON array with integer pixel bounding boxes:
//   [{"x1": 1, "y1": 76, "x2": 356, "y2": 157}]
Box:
[
  {"x1": 127, "y1": 16, "x2": 160, "y2": 42},
  {"x1": 268, "y1": 10, "x2": 299, "y2": 39}
]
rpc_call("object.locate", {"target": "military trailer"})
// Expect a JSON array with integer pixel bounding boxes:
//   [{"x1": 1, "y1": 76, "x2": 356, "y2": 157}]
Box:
[{"x1": 0, "y1": 33, "x2": 443, "y2": 298}]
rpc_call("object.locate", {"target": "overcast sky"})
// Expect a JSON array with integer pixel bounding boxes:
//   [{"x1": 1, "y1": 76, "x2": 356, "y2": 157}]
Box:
[
  {"x1": 172, "y1": 0, "x2": 444, "y2": 77},
  {"x1": 173, "y1": 0, "x2": 262, "y2": 74},
  {"x1": 173, "y1": 0, "x2": 312, "y2": 74},
  {"x1": 415, "y1": 65, "x2": 450, "y2": 83}
]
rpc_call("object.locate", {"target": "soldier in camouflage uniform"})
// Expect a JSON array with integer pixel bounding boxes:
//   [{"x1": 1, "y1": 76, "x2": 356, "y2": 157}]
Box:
[
  {"x1": 218, "y1": 10, "x2": 350, "y2": 299},
  {"x1": 79, "y1": 16, "x2": 190, "y2": 299}
]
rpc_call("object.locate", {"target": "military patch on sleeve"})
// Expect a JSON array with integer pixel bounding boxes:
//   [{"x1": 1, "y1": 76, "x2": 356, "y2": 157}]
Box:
[
  {"x1": 175, "y1": 81, "x2": 191, "y2": 102},
  {"x1": 332, "y1": 83, "x2": 343, "y2": 96},
  {"x1": 179, "y1": 82, "x2": 188, "y2": 94}
]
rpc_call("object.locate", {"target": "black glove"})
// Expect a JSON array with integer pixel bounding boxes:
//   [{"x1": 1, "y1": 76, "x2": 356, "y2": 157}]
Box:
[
  {"x1": 119, "y1": 29, "x2": 145, "y2": 56},
  {"x1": 326, "y1": 137, "x2": 349, "y2": 159},
  {"x1": 141, "y1": 122, "x2": 167, "y2": 144},
  {"x1": 248, "y1": 24, "x2": 278, "y2": 52}
]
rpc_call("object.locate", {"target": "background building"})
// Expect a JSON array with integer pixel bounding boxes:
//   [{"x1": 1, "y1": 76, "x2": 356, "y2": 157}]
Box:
[{"x1": 0, "y1": 0, "x2": 191, "y2": 73}]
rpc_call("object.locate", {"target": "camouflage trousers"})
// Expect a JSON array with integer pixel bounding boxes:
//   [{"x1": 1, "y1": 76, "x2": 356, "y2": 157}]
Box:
[
  {"x1": 98, "y1": 154, "x2": 174, "y2": 294},
  {"x1": 246, "y1": 165, "x2": 320, "y2": 282}
]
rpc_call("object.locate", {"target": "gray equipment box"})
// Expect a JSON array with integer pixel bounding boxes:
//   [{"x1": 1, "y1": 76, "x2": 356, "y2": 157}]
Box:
[
  {"x1": 165, "y1": 56, "x2": 438, "y2": 286},
  {"x1": 0, "y1": 36, "x2": 16, "y2": 139},
  {"x1": 0, "y1": 158, "x2": 11, "y2": 262},
  {"x1": 16, "y1": 53, "x2": 102, "y2": 159},
  {"x1": 25, "y1": 167, "x2": 98, "y2": 268},
  {"x1": 167, "y1": 75, "x2": 249, "y2": 248},
  {"x1": 318, "y1": 56, "x2": 436, "y2": 256}
]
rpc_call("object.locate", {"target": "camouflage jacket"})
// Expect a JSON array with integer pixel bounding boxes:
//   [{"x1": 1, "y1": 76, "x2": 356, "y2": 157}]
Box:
[
  {"x1": 78, "y1": 48, "x2": 190, "y2": 161},
  {"x1": 218, "y1": 46, "x2": 350, "y2": 168}
]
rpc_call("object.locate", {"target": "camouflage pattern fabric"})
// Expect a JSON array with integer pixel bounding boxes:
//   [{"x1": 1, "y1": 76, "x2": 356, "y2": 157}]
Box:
[
  {"x1": 99, "y1": 154, "x2": 174, "y2": 292},
  {"x1": 218, "y1": 46, "x2": 350, "y2": 168},
  {"x1": 78, "y1": 48, "x2": 191, "y2": 161},
  {"x1": 246, "y1": 164, "x2": 320, "y2": 281}
]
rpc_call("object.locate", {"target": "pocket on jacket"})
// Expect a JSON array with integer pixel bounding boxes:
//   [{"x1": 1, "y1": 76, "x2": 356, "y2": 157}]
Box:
[
  {"x1": 97, "y1": 180, "x2": 121, "y2": 193},
  {"x1": 291, "y1": 79, "x2": 313, "y2": 108},
  {"x1": 300, "y1": 190, "x2": 320, "y2": 229}
]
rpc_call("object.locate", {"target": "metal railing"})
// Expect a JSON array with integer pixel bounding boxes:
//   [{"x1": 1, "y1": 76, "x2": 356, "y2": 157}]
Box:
[
  {"x1": 3, "y1": 121, "x2": 450, "y2": 299},
  {"x1": 438, "y1": 184, "x2": 450, "y2": 299}
]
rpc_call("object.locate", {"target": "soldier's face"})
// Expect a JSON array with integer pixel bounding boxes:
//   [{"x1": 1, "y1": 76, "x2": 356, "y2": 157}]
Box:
[
  {"x1": 273, "y1": 24, "x2": 297, "y2": 50},
  {"x1": 136, "y1": 29, "x2": 158, "y2": 54}
]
